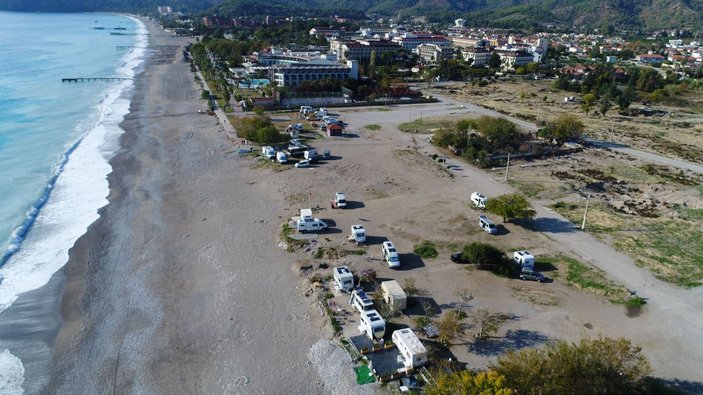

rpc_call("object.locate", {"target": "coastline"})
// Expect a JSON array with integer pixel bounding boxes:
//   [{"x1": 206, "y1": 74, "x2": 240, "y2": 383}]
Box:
[{"x1": 49, "y1": 20, "x2": 328, "y2": 393}]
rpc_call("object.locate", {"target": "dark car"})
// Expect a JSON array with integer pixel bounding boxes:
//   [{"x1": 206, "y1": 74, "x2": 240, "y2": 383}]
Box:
[
  {"x1": 450, "y1": 252, "x2": 469, "y2": 263},
  {"x1": 519, "y1": 270, "x2": 546, "y2": 282}
]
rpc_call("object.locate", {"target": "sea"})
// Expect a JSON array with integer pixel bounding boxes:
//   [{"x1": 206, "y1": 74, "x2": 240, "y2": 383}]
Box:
[{"x1": 0, "y1": 12, "x2": 146, "y2": 393}]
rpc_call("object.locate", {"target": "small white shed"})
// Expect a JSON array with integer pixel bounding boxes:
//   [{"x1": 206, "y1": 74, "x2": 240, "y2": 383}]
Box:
[{"x1": 381, "y1": 280, "x2": 407, "y2": 311}]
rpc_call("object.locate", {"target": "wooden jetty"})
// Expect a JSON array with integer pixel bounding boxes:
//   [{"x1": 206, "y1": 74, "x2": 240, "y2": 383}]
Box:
[{"x1": 62, "y1": 77, "x2": 133, "y2": 83}]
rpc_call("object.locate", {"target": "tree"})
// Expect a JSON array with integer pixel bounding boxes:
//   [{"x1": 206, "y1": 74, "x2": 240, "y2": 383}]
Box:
[
  {"x1": 539, "y1": 113, "x2": 585, "y2": 145},
  {"x1": 488, "y1": 52, "x2": 502, "y2": 69},
  {"x1": 402, "y1": 277, "x2": 418, "y2": 297},
  {"x1": 454, "y1": 287, "x2": 474, "y2": 316},
  {"x1": 472, "y1": 309, "x2": 507, "y2": 339},
  {"x1": 485, "y1": 193, "x2": 536, "y2": 223},
  {"x1": 437, "y1": 311, "x2": 462, "y2": 346},
  {"x1": 599, "y1": 96, "x2": 611, "y2": 116},
  {"x1": 428, "y1": 370, "x2": 514, "y2": 395},
  {"x1": 494, "y1": 336, "x2": 653, "y2": 395},
  {"x1": 461, "y1": 242, "x2": 504, "y2": 265}
]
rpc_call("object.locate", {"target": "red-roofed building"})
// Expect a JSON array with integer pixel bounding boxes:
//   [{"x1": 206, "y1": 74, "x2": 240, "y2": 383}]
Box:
[{"x1": 636, "y1": 54, "x2": 665, "y2": 65}]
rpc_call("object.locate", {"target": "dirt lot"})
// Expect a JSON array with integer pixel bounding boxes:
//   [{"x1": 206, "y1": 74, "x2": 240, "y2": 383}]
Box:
[{"x1": 237, "y1": 101, "x2": 703, "y2": 383}]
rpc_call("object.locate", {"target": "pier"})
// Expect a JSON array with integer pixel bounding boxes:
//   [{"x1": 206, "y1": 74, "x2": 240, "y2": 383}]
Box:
[{"x1": 61, "y1": 77, "x2": 132, "y2": 83}]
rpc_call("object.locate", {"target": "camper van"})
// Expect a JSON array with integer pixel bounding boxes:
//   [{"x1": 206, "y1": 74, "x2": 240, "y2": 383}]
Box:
[
  {"x1": 296, "y1": 208, "x2": 328, "y2": 233},
  {"x1": 513, "y1": 250, "x2": 535, "y2": 271},
  {"x1": 350, "y1": 225, "x2": 366, "y2": 243},
  {"x1": 381, "y1": 280, "x2": 407, "y2": 311},
  {"x1": 359, "y1": 309, "x2": 385, "y2": 340},
  {"x1": 471, "y1": 192, "x2": 488, "y2": 209},
  {"x1": 382, "y1": 241, "x2": 400, "y2": 269},
  {"x1": 350, "y1": 288, "x2": 374, "y2": 312},
  {"x1": 276, "y1": 151, "x2": 288, "y2": 164},
  {"x1": 392, "y1": 328, "x2": 427, "y2": 369},
  {"x1": 333, "y1": 266, "x2": 354, "y2": 293},
  {"x1": 479, "y1": 215, "x2": 498, "y2": 234},
  {"x1": 262, "y1": 146, "x2": 275, "y2": 160}
]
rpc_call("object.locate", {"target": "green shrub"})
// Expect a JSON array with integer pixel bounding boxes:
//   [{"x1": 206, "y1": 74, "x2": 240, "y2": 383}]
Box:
[{"x1": 414, "y1": 241, "x2": 438, "y2": 258}]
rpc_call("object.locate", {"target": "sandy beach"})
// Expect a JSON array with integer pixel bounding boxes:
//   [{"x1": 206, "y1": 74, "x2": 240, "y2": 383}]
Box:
[{"x1": 47, "y1": 21, "x2": 333, "y2": 393}]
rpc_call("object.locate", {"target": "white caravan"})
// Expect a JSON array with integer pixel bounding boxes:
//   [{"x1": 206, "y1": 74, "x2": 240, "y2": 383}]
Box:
[
  {"x1": 350, "y1": 225, "x2": 366, "y2": 243},
  {"x1": 513, "y1": 250, "x2": 535, "y2": 271},
  {"x1": 359, "y1": 309, "x2": 385, "y2": 340},
  {"x1": 350, "y1": 288, "x2": 374, "y2": 312},
  {"x1": 381, "y1": 280, "x2": 407, "y2": 311},
  {"x1": 479, "y1": 215, "x2": 498, "y2": 234},
  {"x1": 392, "y1": 328, "x2": 427, "y2": 369},
  {"x1": 262, "y1": 146, "x2": 275, "y2": 159},
  {"x1": 276, "y1": 151, "x2": 288, "y2": 164},
  {"x1": 333, "y1": 266, "x2": 354, "y2": 292}
]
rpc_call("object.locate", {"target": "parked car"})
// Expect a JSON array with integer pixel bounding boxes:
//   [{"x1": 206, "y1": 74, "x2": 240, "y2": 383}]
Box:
[
  {"x1": 290, "y1": 139, "x2": 304, "y2": 147},
  {"x1": 295, "y1": 160, "x2": 310, "y2": 168},
  {"x1": 450, "y1": 252, "x2": 469, "y2": 263},
  {"x1": 519, "y1": 270, "x2": 545, "y2": 282}
]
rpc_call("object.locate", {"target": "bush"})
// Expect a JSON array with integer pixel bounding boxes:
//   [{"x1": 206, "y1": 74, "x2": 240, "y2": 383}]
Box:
[
  {"x1": 462, "y1": 242, "x2": 504, "y2": 265},
  {"x1": 414, "y1": 241, "x2": 438, "y2": 258},
  {"x1": 236, "y1": 116, "x2": 285, "y2": 144}
]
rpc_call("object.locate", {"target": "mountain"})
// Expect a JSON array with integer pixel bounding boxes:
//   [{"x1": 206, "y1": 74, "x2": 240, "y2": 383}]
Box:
[{"x1": 0, "y1": 0, "x2": 700, "y2": 31}]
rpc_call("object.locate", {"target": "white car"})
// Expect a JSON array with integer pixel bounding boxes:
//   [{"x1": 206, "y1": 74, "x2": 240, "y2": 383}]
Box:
[
  {"x1": 295, "y1": 160, "x2": 310, "y2": 168},
  {"x1": 290, "y1": 139, "x2": 304, "y2": 147}
]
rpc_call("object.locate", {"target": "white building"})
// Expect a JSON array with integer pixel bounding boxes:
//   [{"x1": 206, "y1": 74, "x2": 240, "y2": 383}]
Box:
[
  {"x1": 454, "y1": 18, "x2": 465, "y2": 28},
  {"x1": 271, "y1": 60, "x2": 358, "y2": 87},
  {"x1": 462, "y1": 48, "x2": 493, "y2": 67},
  {"x1": 391, "y1": 33, "x2": 450, "y2": 52},
  {"x1": 416, "y1": 43, "x2": 454, "y2": 62}
]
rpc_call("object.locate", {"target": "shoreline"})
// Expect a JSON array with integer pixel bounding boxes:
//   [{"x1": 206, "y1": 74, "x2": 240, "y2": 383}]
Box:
[{"x1": 49, "y1": 20, "x2": 329, "y2": 393}]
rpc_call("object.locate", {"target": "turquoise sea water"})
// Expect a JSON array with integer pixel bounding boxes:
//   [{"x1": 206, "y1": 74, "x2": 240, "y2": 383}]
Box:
[{"x1": 0, "y1": 12, "x2": 146, "y2": 392}]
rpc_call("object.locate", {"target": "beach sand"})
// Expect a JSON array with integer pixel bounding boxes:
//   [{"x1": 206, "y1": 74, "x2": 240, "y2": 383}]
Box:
[{"x1": 48, "y1": 21, "x2": 330, "y2": 394}]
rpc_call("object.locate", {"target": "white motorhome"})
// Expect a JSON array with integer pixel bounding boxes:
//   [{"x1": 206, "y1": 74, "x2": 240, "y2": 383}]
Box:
[
  {"x1": 334, "y1": 266, "x2": 354, "y2": 292},
  {"x1": 382, "y1": 241, "x2": 400, "y2": 269},
  {"x1": 513, "y1": 250, "x2": 535, "y2": 271},
  {"x1": 479, "y1": 215, "x2": 498, "y2": 234},
  {"x1": 350, "y1": 224, "x2": 366, "y2": 243},
  {"x1": 359, "y1": 309, "x2": 385, "y2": 340},
  {"x1": 350, "y1": 288, "x2": 374, "y2": 312},
  {"x1": 334, "y1": 192, "x2": 347, "y2": 208},
  {"x1": 392, "y1": 328, "x2": 427, "y2": 369},
  {"x1": 276, "y1": 151, "x2": 288, "y2": 164},
  {"x1": 262, "y1": 146, "x2": 275, "y2": 159},
  {"x1": 471, "y1": 192, "x2": 488, "y2": 209},
  {"x1": 381, "y1": 280, "x2": 407, "y2": 311},
  {"x1": 296, "y1": 208, "x2": 328, "y2": 233}
]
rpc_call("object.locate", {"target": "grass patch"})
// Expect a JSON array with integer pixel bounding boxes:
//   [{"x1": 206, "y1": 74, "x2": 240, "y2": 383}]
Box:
[
  {"x1": 616, "y1": 219, "x2": 703, "y2": 287},
  {"x1": 413, "y1": 241, "x2": 439, "y2": 259},
  {"x1": 550, "y1": 201, "x2": 625, "y2": 233},
  {"x1": 398, "y1": 118, "x2": 448, "y2": 134},
  {"x1": 540, "y1": 255, "x2": 631, "y2": 303},
  {"x1": 280, "y1": 223, "x2": 308, "y2": 252},
  {"x1": 509, "y1": 181, "x2": 547, "y2": 198},
  {"x1": 364, "y1": 124, "x2": 381, "y2": 130},
  {"x1": 314, "y1": 246, "x2": 366, "y2": 259}
]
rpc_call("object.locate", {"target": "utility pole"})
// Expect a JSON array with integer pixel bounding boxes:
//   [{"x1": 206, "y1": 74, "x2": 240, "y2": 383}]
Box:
[
  {"x1": 504, "y1": 153, "x2": 511, "y2": 182},
  {"x1": 581, "y1": 193, "x2": 591, "y2": 230}
]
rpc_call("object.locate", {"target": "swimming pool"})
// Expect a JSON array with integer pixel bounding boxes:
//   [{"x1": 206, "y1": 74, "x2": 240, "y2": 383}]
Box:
[{"x1": 238, "y1": 78, "x2": 270, "y2": 89}]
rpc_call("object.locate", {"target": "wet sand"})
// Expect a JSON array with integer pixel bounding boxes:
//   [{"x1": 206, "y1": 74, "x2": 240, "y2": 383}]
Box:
[{"x1": 49, "y1": 21, "x2": 325, "y2": 393}]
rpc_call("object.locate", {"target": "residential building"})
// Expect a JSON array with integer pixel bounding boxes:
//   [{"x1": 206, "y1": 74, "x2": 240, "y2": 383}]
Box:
[
  {"x1": 391, "y1": 33, "x2": 449, "y2": 52},
  {"x1": 271, "y1": 60, "x2": 358, "y2": 87},
  {"x1": 497, "y1": 50, "x2": 534, "y2": 71},
  {"x1": 636, "y1": 54, "x2": 666, "y2": 65},
  {"x1": 461, "y1": 48, "x2": 493, "y2": 67},
  {"x1": 331, "y1": 39, "x2": 401, "y2": 62},
  {"x1": 416, "y1": 43, "x2": 454, "y2": 62}
]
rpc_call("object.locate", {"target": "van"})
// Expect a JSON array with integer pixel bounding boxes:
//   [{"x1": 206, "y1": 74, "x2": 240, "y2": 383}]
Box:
[
  {"x1": 300, "y1": 105, "x2": 313, "y2": 115},
  {"x1": 276, "y1": 151, "x2": 288, "y2": 164},
  {"x1": 471, "y1": 192, "x2": 487, "y2": 209},
  {"x1": 350, "y1": 288, "x2": 374, "y2": 312},
  {"x1": 296, "y1": 218, "x2": 327, "y2": 233},
  {"x1": 333, "y1": 266, "x2": 354, "y2": 292},
  {"x1": 359, "y1": 309, "x2": 385, "y2": 340},
  {"x1": 262, "y1": 146, "x2": 275, "y2": 159},
  {"x1": 479, "y1": 215, "x2": 497, "y2": 234},
  {"x1": 382, "y1": 241, "x2": 400, "y2": 269}
]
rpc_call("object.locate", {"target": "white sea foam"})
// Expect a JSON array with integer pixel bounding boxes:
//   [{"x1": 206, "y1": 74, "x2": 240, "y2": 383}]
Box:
[
  {"x1": 0, "y1": 18, "x2": 147, "y2": 314},
  {"x1": 0, "y1": 349, "x2": 24, "y2": 394}
]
